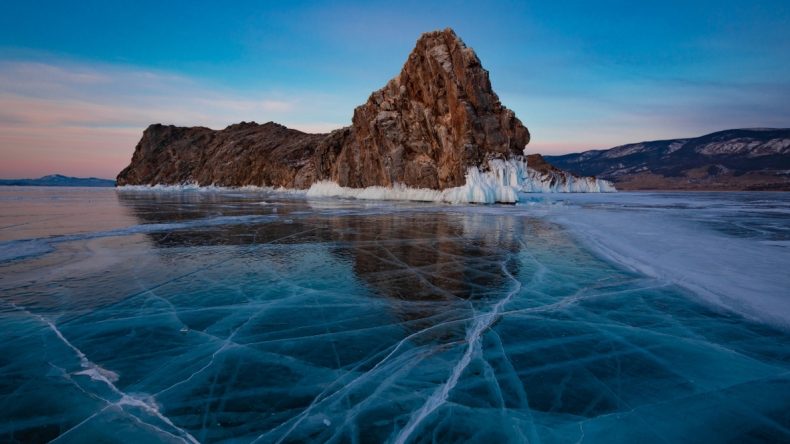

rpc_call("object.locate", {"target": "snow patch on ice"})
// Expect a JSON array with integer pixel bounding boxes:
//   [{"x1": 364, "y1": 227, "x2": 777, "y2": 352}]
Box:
[
  {"x1": 41, "y1": 316, "x2": 121, "y2": 384},
  {"x1": 75, "y1": 366, "x2": 120, "y2": 383}
]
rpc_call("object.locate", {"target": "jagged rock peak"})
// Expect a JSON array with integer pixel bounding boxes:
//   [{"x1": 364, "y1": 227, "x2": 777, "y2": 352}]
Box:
[
  {"x1": 316, "y1": 27, "x2": 531, "y2": 189},
  {"x1": 118, "y1": 28, "x2": 537, "y2": 192},
  {"x1": 223, "y1": 121, "x2": 291, "y2": 130}
]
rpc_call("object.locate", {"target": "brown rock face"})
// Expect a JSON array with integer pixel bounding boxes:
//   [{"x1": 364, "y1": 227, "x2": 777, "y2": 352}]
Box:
[
  {"x1": 316, "y1": 28, "x2": 530, "y2": 189},
  {"x1": 116, "y1": 122, "x2": 325, "y2": 188},
  {"x1": 117, "y1": 28, "x2": 531, "y2": 189},
  {"x1": 525, "y1": 154, "x2": 563, "y2": 175}
]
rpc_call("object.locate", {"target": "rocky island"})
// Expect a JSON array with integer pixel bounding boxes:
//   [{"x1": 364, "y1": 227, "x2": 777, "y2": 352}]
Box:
[{"x1": 117, "y1": 29, "x2": 613, "y2": 202}]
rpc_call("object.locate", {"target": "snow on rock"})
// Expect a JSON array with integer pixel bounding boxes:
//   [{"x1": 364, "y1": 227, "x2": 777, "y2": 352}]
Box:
[
  {"x1": 697, "y1": 138, "x2": 790, "y2": 157},
  {"x1": 601, "y1": 143, "x2": 649, "y2": 159},
  {"x1": 666, "y1": 140, "x2": 688, "y2": 154}
]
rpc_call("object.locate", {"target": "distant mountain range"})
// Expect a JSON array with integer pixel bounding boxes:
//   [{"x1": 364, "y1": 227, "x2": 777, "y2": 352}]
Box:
[
  {"x1": 545, "y1": 128, "x2": 790, "y2": 190},
  {"x1": 0, "y1": 174, "x2": 115, "y2": 187}
]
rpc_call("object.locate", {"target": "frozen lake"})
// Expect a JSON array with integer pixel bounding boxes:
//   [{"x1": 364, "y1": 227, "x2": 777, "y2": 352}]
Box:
[{"x1": 1, "y1": 187, "x2": 788, "y2": 443}]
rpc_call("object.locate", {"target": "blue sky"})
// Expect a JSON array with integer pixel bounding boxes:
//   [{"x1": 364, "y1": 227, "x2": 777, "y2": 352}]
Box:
[{"x1": 1, "y1": 0, "x2": 789, "y2": 178}]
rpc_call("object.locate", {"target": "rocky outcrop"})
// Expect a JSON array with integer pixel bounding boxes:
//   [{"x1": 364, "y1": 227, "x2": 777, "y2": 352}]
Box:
[
  {"x1": 118, "y1": 28, "x2": 537, "y2": 191},
  {"x1": 117, "y1": 122, "x2": 325, "y2": 188},
  {"x1": 315, "y1": 29, "x2": 530, "y2": 189},
  {"x1": 546, "y1": 128, "x2": 790, "y2": 190}
]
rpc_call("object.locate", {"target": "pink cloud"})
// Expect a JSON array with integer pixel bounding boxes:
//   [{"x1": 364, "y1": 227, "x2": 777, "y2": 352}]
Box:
[
  {"x1": 0, "y1": 60, "x2": 346, "y2": 178},
  {"x1": 0, "y1": 125, "x2": 140, "y2": 178}
]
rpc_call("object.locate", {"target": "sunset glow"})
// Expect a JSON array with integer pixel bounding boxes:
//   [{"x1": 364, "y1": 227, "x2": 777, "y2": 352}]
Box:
[{"x1": 1, "y1": 0, "x2": 789, "y2": 178}]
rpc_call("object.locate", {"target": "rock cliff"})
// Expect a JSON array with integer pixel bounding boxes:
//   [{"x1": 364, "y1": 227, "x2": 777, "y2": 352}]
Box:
[
  {"x1": 118, "y1": 29, "x2": 607, "y2": 197},
  {"x1": 314, "y1": 29, "x2": 530, "y2": 189},
  {"x1": 116, "y1": 122, "x2": 325, "y2": 188},
  {"x1": 117, "y1": 28, "x2": 535, "y2": 190}
]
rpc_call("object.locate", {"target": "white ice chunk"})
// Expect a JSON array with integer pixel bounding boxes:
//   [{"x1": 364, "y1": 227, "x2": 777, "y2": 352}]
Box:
[{"x1": 307, "y1": 158, "x2": 615, "y2": 204}]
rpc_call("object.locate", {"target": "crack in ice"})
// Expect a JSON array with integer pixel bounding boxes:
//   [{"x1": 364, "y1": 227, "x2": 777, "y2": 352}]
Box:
[
  {"x1": 392, "y1": 259, "x2": 522, "y2": 444},
  {"x1": 6, "y1": 303, "x2": 201, "y2": 444}
]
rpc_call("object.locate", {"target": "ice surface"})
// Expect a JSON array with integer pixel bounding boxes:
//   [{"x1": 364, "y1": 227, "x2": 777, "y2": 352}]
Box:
[
  {"x1": 0, "y1": 238, "x2": 53, "y2": 262},
  {"x1": 538, "y1": 192, "x2": 790, "y2": 328},
  {"x1": 0, "y1": 188, "x2": 788, "y2": 443}
]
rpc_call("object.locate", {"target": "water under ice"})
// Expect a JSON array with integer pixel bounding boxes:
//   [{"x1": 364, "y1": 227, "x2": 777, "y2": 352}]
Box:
[{"x1": 0, "y1": 187, "x2": 788, "y2": 443}]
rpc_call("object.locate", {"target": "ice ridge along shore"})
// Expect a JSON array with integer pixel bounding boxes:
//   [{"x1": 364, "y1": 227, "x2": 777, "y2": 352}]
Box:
[{"x1": 118, "y1": 157, "x2": 615, "y2": 204}]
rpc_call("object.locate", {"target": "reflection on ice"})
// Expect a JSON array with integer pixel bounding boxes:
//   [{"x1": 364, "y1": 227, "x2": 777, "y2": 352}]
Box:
[{"x1": 0, "y1": 188, "x2": 788, "y2": 443}]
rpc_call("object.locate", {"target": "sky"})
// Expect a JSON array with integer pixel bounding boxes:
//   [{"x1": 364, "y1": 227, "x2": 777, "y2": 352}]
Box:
[{"x1": 1, "y1": 0, "x2": 789, "y2": 179}]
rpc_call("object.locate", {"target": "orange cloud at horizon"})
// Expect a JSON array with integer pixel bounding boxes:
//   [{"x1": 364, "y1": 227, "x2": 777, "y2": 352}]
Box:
[
  {"x1": 0, "y1": 60, "x2": 351, "y2": 179},
  {"x1": 1, "y1": 125, "x2": 141, "y2": 179}
]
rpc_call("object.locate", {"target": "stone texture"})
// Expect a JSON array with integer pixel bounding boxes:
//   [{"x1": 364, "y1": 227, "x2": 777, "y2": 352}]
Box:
[
  {"x1": 117, "y1": 29, "x2": 531, "y2": 189},
  {"x1": 525, "y1": 154, "x2": 562, "y2": 176},
  {"x1": 316, "y1": 28, "x2": 530, "y2": 189},
  {"x1": 116, "y1": 122, "x2": 325, "y2": 188}
]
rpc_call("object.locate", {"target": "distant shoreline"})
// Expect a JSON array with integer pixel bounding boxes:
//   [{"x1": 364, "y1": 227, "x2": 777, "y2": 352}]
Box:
[
  {"x1": 0, "y1": 175, "x2": 115, "y2": 187},
  {"x1": 0, "y1": 184, "x2": 115, "y2": 187}
]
